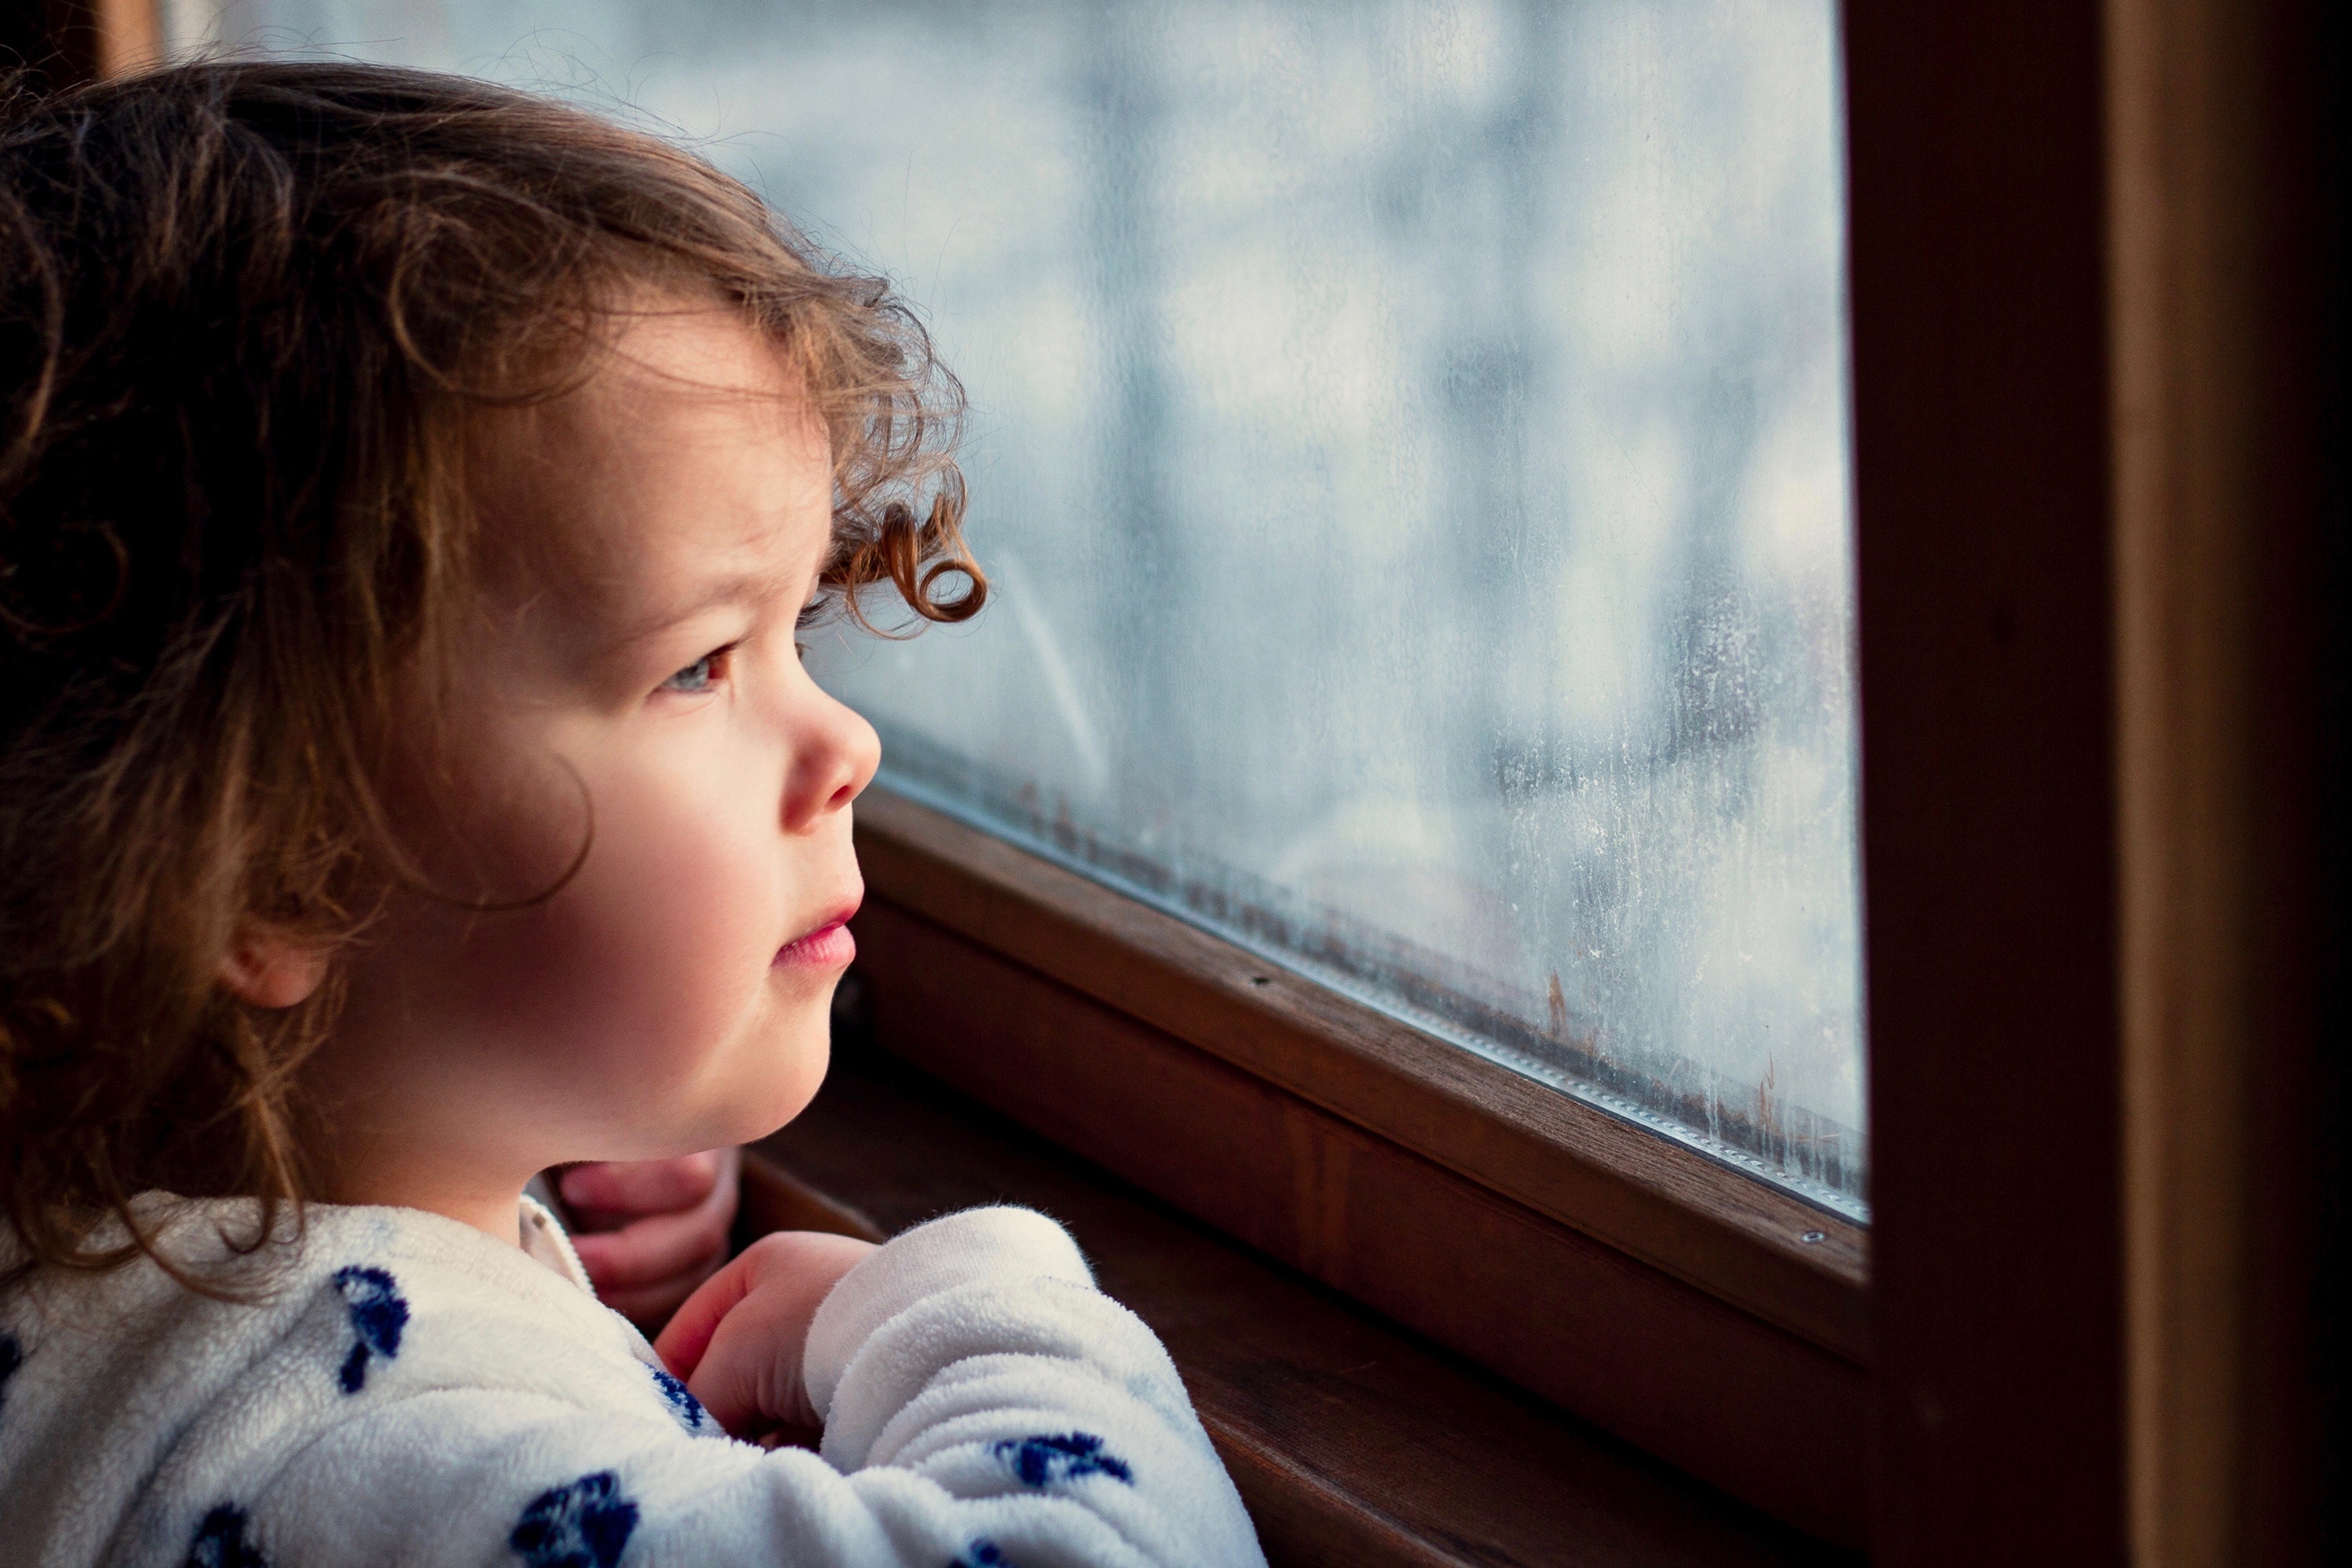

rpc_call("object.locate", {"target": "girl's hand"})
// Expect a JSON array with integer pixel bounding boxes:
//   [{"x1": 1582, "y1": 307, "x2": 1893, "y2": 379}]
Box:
[
  {"x1": 560, "y1": 1147, "x2": 742, "y2": 1332},
  {"x1": 653, "y1": 1229, "x2": 880, "y2": 1437}
]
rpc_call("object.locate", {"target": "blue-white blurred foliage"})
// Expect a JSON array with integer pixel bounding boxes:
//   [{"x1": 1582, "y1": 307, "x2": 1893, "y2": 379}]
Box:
[{"x1": 188, "y1": 0, "x2": 1868, "y2": 1216}]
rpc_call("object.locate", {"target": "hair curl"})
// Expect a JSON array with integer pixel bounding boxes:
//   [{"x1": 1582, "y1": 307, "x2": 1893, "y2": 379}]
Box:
[{"x1": 0, "y1": 58, "x2": 983, "y2": 1282}]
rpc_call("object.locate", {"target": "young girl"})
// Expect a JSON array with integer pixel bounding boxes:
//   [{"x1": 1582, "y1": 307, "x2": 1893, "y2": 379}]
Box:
[{"x1": 0, "y1": 60, "x2": 1263, "y2": 1568}]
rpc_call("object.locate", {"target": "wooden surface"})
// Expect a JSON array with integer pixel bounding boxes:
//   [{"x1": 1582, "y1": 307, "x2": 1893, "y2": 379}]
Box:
[
  {"x1": 2, "y1": 1, "x2": 160, "y2": 85},
  {"x1": 853, "y1": 789, "x2": 1867, "y2": 1361},
  {"x1": 1845, "y1": 3, "x2": 2125, "y2": 1561},
  {"x1": 734, "y1": 1146, "x2": 884, "y2": 1247},
  {"x1": 762, "y1": 1044, "x2": 1859, "y2": 1568},
  {"x1": 89, "y1": 0, "x2": 156, "y2": 75},
  {"x1": 848, "y1": 895, "x2": 1869, "y2": 1545},
  {"x1": 2107, "y1": 2, "x2": 2338, "y2": 1563}
]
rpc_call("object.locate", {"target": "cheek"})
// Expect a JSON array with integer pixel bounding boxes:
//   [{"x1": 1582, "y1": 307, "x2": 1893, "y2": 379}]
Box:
[{"x1": 466, "y1": 768, "x2": 782, "y2": 1088}]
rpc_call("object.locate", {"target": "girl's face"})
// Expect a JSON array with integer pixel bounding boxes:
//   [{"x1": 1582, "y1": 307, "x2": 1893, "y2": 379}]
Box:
[{"x1": 306, "y1": 301, "x2": 879, "y2": 1223}]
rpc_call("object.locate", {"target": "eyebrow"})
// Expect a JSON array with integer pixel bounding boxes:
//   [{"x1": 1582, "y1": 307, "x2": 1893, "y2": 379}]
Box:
[{"x1": 591, "y1": 568, "x2": 803, "y2": 659}]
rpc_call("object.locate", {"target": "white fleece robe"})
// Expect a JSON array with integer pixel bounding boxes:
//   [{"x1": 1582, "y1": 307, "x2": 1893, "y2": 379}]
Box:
[{"x1": 0, "y1": 1196, "x2": 1265, "y2": 1568}]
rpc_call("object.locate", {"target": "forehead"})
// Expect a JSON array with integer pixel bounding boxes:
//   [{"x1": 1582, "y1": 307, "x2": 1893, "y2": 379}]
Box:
[{"x1": 467, "y1": 303, "x2": 831, "y2": 634}]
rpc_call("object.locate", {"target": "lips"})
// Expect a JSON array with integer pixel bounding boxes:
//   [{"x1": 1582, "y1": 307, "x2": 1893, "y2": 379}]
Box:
[{"x1": 775, "y1": 895, "x2": 861, "y2": 970}]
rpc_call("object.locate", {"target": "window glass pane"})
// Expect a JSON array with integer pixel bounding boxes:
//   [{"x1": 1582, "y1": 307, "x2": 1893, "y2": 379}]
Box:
[{"x1": 187, "y1": 0, "x2": 1867, "y2": 1220}]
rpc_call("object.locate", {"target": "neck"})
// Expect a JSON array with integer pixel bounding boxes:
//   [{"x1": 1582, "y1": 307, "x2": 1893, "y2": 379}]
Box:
[
  {"x1": 292, "y1": 1022, "x2": 557, "y2": 1252},
  {"x1": 303, "y1": 1127, "x2": 533, "y2": 1250},
  {"x1": 342, "y1": 1177, "x2": 528, "y2": 1250}
]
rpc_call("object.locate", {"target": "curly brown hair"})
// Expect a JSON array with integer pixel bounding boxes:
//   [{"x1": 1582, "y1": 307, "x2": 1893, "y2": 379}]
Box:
[{"x1": 0, "y1": 59, "x2": 982, "y2": 1280}]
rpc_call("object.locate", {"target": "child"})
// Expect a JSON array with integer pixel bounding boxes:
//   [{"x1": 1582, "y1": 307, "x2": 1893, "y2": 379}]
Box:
[{"x1": 0, "y1": 59, "x2": 1264, "y2": 1568}]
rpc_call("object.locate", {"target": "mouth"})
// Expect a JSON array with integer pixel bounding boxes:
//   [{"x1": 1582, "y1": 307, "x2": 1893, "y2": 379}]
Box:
[{"x1": 775, "y1": 893, "x2": 862, "y2": 971}]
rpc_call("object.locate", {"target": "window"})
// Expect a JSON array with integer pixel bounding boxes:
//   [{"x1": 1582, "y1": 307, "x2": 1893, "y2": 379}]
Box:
[{"x1": 183, "y1": 0, "x2": 1867, "y2": 1221}]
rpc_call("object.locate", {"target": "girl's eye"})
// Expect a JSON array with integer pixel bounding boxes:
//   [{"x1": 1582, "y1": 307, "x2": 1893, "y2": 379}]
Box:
[{"x1": 659, "y1": 645, "x2": 733, "y2": 695}]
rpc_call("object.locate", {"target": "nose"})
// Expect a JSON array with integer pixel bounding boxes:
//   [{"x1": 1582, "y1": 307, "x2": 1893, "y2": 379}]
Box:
[{"x1": 782, "y1": 683, "x2": 881, "y2": 834}]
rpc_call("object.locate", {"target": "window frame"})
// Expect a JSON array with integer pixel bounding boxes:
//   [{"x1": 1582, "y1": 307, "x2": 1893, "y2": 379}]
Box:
[
  {"x1": 851, "y1": 789, "x2": 1871, "y2": 1356},
  {"x1": 1843, "y1": 4, "x2": 2127, "y2": 1554},
  {"x1": 1849, "y1": 2, "x2": 2335, "y2": 1562},
  {"x1": 851, "y1": 2, "x2": 2338, "y2": 1556}
]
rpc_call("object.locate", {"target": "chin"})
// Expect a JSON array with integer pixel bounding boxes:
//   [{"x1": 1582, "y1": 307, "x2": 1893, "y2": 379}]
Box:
[{"x1": 711, "y1": 1013, "x2": 833, "y2": 1146}]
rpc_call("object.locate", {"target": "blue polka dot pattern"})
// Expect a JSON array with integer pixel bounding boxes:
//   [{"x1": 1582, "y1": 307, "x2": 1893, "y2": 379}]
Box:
[
  {"x1": 951, "y1": 1541, "x2": 1015, "y2": 1568},
  {"x1": 509, "y1": 1470, "x2": 638, "y2": 1568},
  {"x1": 330, "y1": 1266, "x2": 408, "y2": 1395},
  {"x1": 0, "y1": 1330, "x2": 23, "y2": 1418},
  {"x1": 183, "y1": 1503, "x2": 267, "y2": 1567},
  {"x1": 648, "y1": 1366, "x2": 704, "y2": 1432},
  {"x1": 990, "y1": 1431, "x2": 1133, "y2": 1488}
]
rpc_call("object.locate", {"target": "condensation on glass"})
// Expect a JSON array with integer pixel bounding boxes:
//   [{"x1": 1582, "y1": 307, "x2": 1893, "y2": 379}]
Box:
[{"x1": 183, "y1": 0, "x2": 1869, "y2": 1220}]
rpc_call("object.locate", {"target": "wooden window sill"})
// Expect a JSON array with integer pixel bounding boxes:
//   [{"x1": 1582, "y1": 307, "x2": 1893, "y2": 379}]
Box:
[{"x1": 755, "y1": 1044, "x2": 1855, "y2": 1568}]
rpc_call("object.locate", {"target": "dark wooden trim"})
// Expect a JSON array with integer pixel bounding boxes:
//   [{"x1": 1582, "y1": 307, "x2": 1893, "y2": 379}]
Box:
[
  {"x1": 1, "y1": 2, "x2": 95, "y2": 86},
  {"x1": 848, "y1": 884, "x2": 1870, "y2": 1544},
  {"x1": 2314, "y1": 9, "x2": 2351, "y2": 1551},
  {"x1": 0, "y1": 1, "x2": 158, "y2": 86},
  {"x1": 852, "y1": 789, "x2": 1867, "y2": 1361},
  {"x1": 762, "y1": 1045, "x2": 1857, "y2": 1568},
  {"x1": 1844, "y1": 3, "x2": 2125, "y2": 1561},
  {"x1": 2107, "y1": 2, "x2": 2340, "y2": 1563},
  {"x1": 1849, "y1": 1, "x2": 2341, "y2": 1559}
]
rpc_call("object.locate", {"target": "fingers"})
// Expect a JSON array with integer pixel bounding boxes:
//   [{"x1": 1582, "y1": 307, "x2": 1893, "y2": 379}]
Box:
[
  {"x1": 678, "y1": 1277, "x2": 806, "y2": 1436},
  {"x1": 569, "y1": 1193, "x2": 733, "y2": 1293},
  {"x1": 655, "y1": 1243, "x2": 764, "y2": 1381},
  {"x1": 564, "y1": 1149, "x2": 741, "y2": 1336},
  {"x1": 561, "y1": 1146, "x2": 737, "y2": 1218},
  {"x1": 660, "y1": 1231, "x2": 880, "y2": 1436}
]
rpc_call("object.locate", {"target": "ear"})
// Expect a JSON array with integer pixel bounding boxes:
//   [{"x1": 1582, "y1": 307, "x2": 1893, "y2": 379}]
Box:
[{"x1": 220, "y1": 931, "x2": 328, "y2": 1011}]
